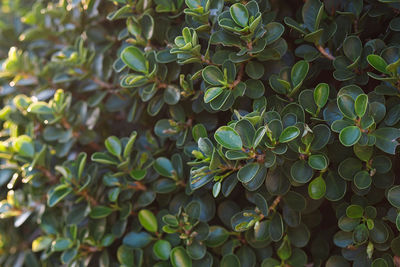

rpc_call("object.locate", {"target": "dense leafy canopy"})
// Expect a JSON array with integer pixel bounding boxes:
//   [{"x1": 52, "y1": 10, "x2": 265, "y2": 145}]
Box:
[{"x1": 0, "y1": 0, "x2": 400, "y2": 266}]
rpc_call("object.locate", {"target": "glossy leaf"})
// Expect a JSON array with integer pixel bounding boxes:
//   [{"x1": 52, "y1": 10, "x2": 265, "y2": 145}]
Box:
[
  {"x1": 339, "y1": 126, "x2": 361, "y2": 147},
  {"x1": 214, "y1": 126, "x2": 243, "y2": 150},
  {"x1": 121, "y1": 46, "x2": 148, "y2": 73}
]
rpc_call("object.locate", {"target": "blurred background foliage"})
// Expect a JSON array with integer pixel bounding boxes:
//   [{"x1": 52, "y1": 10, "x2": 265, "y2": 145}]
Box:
[{"x1": 0, "y1": 0, "x2": 400, "y2": 266}]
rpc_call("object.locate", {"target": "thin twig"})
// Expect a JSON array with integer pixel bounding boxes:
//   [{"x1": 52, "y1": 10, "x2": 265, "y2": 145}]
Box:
[{"x1": 316, "y1": 45, "x2": 335, "y2": 60}]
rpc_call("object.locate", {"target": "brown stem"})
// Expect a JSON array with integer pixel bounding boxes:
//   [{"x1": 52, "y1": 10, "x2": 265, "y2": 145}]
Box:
[
  {"x1": 78, "y1": 189, "x2": 98, "y2": 206},
  {"x1": 316, "y1": 45, "x2": 335, "y2": 60},
  {"x1": 230, "y1": 63, "x2": 245, "y2": 88},
  {"x1": 269, "y1": 195, "x2": 282, "y2": 212},
  {"x1": 36, "y1": 166, "x2": 58, "y2": 183},
  {"x1": 61, "y1": 117, "x2": 72, "y2": 129},
  {"x1": 200, "y1": 55, "x2": 217, "y2": 65},
  {"x1": 92, "y1": 76, "x2": 114, "y2": 90},
  {"x1": 79, "y1": 244, "x2": 100, "y2": 253},
  {"x1": 127, "y1": 182, "x2": 147, "y2": 191}
]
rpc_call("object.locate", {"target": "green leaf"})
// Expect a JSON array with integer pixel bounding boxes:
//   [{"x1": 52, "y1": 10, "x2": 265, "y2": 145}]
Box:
[
  {"x1": 353, "y1": 224, "x2": 369, "y2": 244},
  {"x1": 291, "y1": 60, "x2": 309, "y2": 91},
  {"x1": 269, "y1": 212, "x2": 284, "y2": 241},
  {"x1": 230, "y1": 3, "x2": 249, "y2": 27},
  {"x1": 121, "y1": 46, "x2": 148, "y2": 73},
  {"x1": 388, "y1": 186, "x2": 400, "y2": 209},
  {"x1": 192, "y1": 124, "x2": 207, "y2": 142},
  {"x1": 343, "y1": 36, "x2": 362, "y2": 62},
  {"x1": 372, "y1": 258, "x2": 389, "y2": 267},
  {"x1": 123, "y1": 131, "x2": 137, "y2": 158},
  {"x1": 91, "y1": 152, "x2": 119, "y2": 165},
  {"x1": 308, "y1": 176, "x2": 326, "y2": 200},
  {"x1": 48, "y1": 184, "x2": 72, "y2": 207},
  {"x1": 153, "y1": 240, "x2": 171, "y2": 260},
  {"x1": 52, "y1": 238, "x2": 73, "y2": 252},
  {"x1": 90, "y1": 206, "x2": 113, "y2": 219},
  {"x1": 354, "y1": 94, "x2": 368, "y2": 118},
  {"x1": 367, "y1": 55, "x2": 389, "y2": 74},
  {"x1": 123, "y1": 231, "x2": 152, "y2": 248},
  {"x1": 314, "y1": 83, "x2": 329, "y2": 108},
  {"x1": 372, "y1": 127, "x2": 400, "y2": 155},
  {"x1": 354, "y1": 170, "x2": 372, "y2": 190},
  {"x1": 138, "y1": 209, "x2": 158, "y2": 233},
  {"x1": 337, "y1": 94, "x2": 356, "y2": 120},
  {"x1": 214, "y1": 126, "x2": 243, "y2": 150},
  {"x1": 221, "y1": 254, "x2": 240, "y2": 267},
  {"x1": 277, "y1": 236, "x2": 292, "y2": 260},
  {"x1": 339, "y1": 126, "x2": 361, "y2": 147},
  {"x1": 202, "y1": 66, "x2": 224, "y2": 86},
  {"x1": 302, "y1": 0, "x2": 324, "y2": 32},
  {"x1": 27, "y1": 102, "x2": 53, "y2": 114},
  {"x1": 308, "y1": 154, "x2": 328, "y2": 170},
  {"x1": 265, "y1": 22, "x2": 285, "y2": 44},
  {"x1": 205, "y1": 226, "x2": 229, "y2": 247},
  {"x1": 170, "y1": 246, "x2": 192, "y2": 267},
  {"x1": 32, "y1": 236, "x2": 52, "y2": 252},
  {"x1": 291, "y1": 160, "x2": 314, "y2": 183},
  {"x1": 234, "y1": 119, "x2": 255, "y2": 148},
  {"x1": 164, "y1": 85, "x2": 181, "y2": 105},
  {"x1": 204, "y1": 87, "x2": 224, "y2": 103},
  {"x1": 237, "y1": 163, "x2": 260, "y2": 183},
  {"x1": 13, "y1": 135, "x2": 34, "y2": 158},
  {"x1": 245, "y1": 61, "x2": 264, "y2": 79},
  {"x1": 105, "y1": 136, "x2": 122, "y2": 158},
  {"x1": 117, "y1": 245, "x2": 134, "y2": 266},
  {"x1": 353, "y1": 144, "x2": 373, "y2": 162},
  {"x1": 154, "y1": 157, "x2": 175, "y2": 178},
  {"x1": 279, "y1": 126, "x2": 300, "y2": 143},
  {"x1": 396, "y1": 213, "x2": 400, "y2": 231},
  {"x1": 346, "y1": 204, "x2": 364, "y2": 218},
  {"x1": 326, "y1": 256, "x2": 349, "y2": 267}
]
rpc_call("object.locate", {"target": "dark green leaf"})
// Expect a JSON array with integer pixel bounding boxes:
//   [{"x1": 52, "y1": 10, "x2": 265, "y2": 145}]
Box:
[
  {"x1": 214, "y1": 126, "x2": 243, "y2": 150},
  {"x1": 121, "y1": 46, "x2": 148, "y2": 73}
]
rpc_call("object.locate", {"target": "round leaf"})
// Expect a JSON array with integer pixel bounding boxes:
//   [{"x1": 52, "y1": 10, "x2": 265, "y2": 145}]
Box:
[
  {"x1": 214, "y1": 126, "x2": 243, "y2": 150},
  {"x1": 202, "y1": 66, "x2": 224, "y2": 86},
  {"x1": 339, "y1": 126, "x2": 361, "y2": 147},
  {"x1": 170, "y1": 246, "x2": 192, "y2": 267},
  {"x1": 279, "y1": 126, "x2": 300, "y2": 143},
  {"x1": 121, "y1": 46, "x2": 148, "y2": 73},
  {"x1": 388, "y1": 185, "x2": 400, "y2": 209},
  {"x1": 230, "y1": 3, "x2": 249, "y2": 27},
  {"x1": 237, "y1": 163, "x2": 260, "y2": 183},
  {"x1": 153, "y1": 240, "x2": 171, "y2": 261}
]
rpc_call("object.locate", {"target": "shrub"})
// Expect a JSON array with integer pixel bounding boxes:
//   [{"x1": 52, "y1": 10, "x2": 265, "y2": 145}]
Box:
[{"x1": 0, "y1": 0, "x2": 400, "y2": 266}]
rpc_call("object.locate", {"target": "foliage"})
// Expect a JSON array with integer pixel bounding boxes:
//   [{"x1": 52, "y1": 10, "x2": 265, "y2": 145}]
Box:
[{"x1": 0, "y1": 0, "x2": 400, "y2": 266}]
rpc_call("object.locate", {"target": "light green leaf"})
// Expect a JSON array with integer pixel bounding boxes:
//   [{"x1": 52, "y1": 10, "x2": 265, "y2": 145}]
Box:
[
  {"x1": 170, "y1": 246, "x2": 192, "y2": 267},
  {"x1": 308, "y1": 176, "x2": 326, "y2": 200},
  {"x1": 138, "y1": 209, "x2": 158, "y2": 233},
  {"x1": 354, "y1": 94, "x2": 368, "y2": 118},
  {"x1": 367, "y1": 55, "x2": 389, "y2": 74},
  {"x1": 313, "y1": 83, "x2": 329, "y2": 108}
]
